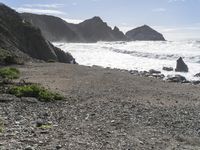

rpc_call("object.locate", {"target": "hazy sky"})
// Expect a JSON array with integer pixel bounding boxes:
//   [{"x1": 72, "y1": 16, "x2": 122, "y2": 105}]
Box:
[{"x1": 1, "y1": 0, "x2": 200, "y2": 40}]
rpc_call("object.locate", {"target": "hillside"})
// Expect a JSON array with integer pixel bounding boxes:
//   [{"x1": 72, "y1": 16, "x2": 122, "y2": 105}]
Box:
[
  {"x1": 0, "y1": 4, "x2": 75, "y2": 64},
  {"x1": 21, "y1": 14, "x2": 127, "y2": 42}
]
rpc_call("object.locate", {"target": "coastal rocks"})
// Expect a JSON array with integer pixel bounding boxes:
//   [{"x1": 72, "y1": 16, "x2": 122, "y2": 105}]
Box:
[
  {"x1": 149, "y1": 69, "x2": 161, "y2": 74},
  {"x1": 163, "y1": 67, "x2": 173, "y2": 71},
  {"x1": 194, "y1": 73, "x2": 200, "y2": 77},
  {"x1": 175, "y1": 57, "x2": 189, "y2": 72},
  {"x1": 126, "y1": 25, "x2": 166, "y2": 41},
  {"x1": 129, "y1": 69, "x2": 165, "y2": 79},
  {"x1": 166, "y1": 75, "x2": 187, "y2": 83}
]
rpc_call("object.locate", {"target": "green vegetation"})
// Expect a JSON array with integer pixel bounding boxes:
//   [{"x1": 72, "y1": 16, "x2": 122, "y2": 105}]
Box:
[
  {"x1": 9, "y1": 84, "x2": 64, "y2": 101},
  {"x1": 0, "y1": 118, "x2": 4, "y2": 133},
  {"x1": 0, "y1": 67, "x2": 20, "y2": 79},
  {"x1": 0, "y1": 48, "x2": 20, "y2": 65},
  {"x1": 39, "y1": 124, "x2": 52, "y2": 129}
]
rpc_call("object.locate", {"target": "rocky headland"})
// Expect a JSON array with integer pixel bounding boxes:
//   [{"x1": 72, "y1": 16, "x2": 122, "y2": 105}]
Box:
[
  {"x1": 0, "y1": 4, "x2": 75, "y2": 65},
  {"x1": 126, "y1": 25, "x2": 166, "y2": 41},
  {"x1": 21, "y1": 14, "x2": 165, "y2": 42}
]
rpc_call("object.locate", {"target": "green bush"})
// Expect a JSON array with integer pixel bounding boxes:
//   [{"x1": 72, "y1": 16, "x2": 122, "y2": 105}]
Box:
[
  {"x1": 47, "y1": 59, "x2": 56, "y2": 63},
  {"x1": 9, "y1": 84, "x2": 64, "y2": 101},
  {"x1": 0, "y1": 67, "x2": 20, "y2": 79},
  {"x1": 0, "y1": 48, "x2": 19, "y2": 65}
]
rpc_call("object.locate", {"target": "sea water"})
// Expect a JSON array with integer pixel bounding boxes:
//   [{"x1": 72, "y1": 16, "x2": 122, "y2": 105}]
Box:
[{"x1": 54, "y1": 41, "x2": 200, "y2": 81}]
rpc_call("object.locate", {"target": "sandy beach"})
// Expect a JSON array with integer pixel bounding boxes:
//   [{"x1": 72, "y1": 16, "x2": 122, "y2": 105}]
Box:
[{"x1": 1, "y1": 62, "x2": 200, "y2": 149}]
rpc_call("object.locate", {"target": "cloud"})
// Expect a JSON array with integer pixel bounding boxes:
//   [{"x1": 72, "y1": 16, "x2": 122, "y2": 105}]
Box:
[
  {"x1": 152, "y1": 8, "x2": 166, "y2": 12},
  {"x1": 16, "y1": 7, "x2": 66, "y2": 15},
  {"x1": 22, "y1": 4, "x2": 64, "y2": 9},
  {"x1": 168, "y1": 0, "x2": 186, "y2": 2},
  {"x1": 72, "y1": 2, "x2": 77, "y2": 6},
  {"x1": 63, "y1": 18, "x2": 83, "y2": 24}
]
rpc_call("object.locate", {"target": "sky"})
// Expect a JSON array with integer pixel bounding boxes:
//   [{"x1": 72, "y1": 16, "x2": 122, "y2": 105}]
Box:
[{"x1": 1, "y1": 0, "x2": 200, "y2": 40}]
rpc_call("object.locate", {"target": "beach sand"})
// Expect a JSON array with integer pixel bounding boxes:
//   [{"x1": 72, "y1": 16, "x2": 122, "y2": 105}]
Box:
[{"x1": 1, "y1": 62, "x2": 200, "y2": 149}]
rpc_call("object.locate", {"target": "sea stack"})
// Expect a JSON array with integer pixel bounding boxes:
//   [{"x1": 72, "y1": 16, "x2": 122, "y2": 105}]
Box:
[
  {"x1": 175, "y1": 57, "x2": 189, "y2": 72},
  {"x1": 125, "y1": 25, "x2": 165, "y2": 41}
]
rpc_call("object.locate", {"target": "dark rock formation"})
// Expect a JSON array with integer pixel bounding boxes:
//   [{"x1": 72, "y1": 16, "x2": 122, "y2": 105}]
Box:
[
  {"x1": 0, "y1": 4, "x2": 75, "y2": 64},
  {"x1": 21, "y1": 14, "x2": 127, "y2": 42},
  {"x1": 126, "y1": 25, "x2": 165, "y2": 41},
  {"x1": 76, "y1": 16, "x2": 127, "y2": 42},
  {"x1": 175, "y1": 57, "x2": 189, "y2": 72},
  {"x1": 21, "y1": 13, "x2": 80, "y2": 42},
  {"x1": 149, "y1": 69, "x2": 161, "y2": 74},
  {"x1": 163, "y1": 67, "x2": 173, "y2": 71},
  {"x1": 194, "y1": 73, "x2": 200, "y2": 77},
  {"x1": 166, "y1": 75, "x2": 187, "y2": 83}
]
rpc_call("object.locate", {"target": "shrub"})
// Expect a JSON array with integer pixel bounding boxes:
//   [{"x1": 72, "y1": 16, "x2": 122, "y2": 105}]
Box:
[
  {"x1": 9, "y1": 84, "x2": 64, "y2": 101},
  {"x1": 0, "y1": 67, "x2": 20, "y2": 79},
  {"x1": 47, "y1": 59, "x2": 56, "y2": 63},
  {"x1": 0, "y1": 48, "x2": 19, "y2": 65}
]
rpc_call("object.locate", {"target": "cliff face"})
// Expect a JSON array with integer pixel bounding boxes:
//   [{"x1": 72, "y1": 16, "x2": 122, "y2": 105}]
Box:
[
  {"x1": 126, "y1": 25, "x2": 166, "y2": 41},
  {"x1": 21, "y1": 13, "x2": 80, "y2": 42},
  {"x1": 0, "y1": 4, "x2": 75, "y2": 64},
  {"x1": 21, "y1": 14, "x2": 127, "y2": 42}
]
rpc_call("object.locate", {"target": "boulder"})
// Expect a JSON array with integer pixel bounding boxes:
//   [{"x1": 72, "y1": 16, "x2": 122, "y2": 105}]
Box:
[
  {"x1": 175, "y1": 57, "x2": 189, "y2": 72},
  {"x1": 129, "y1": 70, "x2": 139, "y2": 75},
  {"x1": 166, "y1": 75, "x2": 187, "y2": 83},
  {"x1": 194, "y1": 73, "x2": 200, "y2": 77},
  {"x1": 149, "y1": 69, "x2": 161, "y2": 74},
  {"x1": 163, "y1": 67, "x2": 173, "y2": 71}
]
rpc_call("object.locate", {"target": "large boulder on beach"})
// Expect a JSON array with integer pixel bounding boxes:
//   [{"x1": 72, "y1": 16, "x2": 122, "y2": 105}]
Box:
[
  {"x1": 166, "y1": 75, "x2": 187, "y2": 83},
  {"x1": 149, "y1": 69, "x2": 161, "y2": 74},
  {"x1": 175, "y1": 57, "x2": 188, "y2": 72},
  {"x1": 163, "y1": 67, "x2": 173, "y2": 71}
]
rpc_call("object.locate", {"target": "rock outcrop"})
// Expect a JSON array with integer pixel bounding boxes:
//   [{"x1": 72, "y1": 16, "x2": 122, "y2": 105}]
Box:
[
  {"x1": 21, "y1": 14, "x2": 127, "y2": 42},
  {"x1": 0, "y1": 4, "x2": 75, "y2": 64},
  {"x1": 163, "y1": 67, "x2": 173, "y2": 71},
  {"x1": 175, "y1": 57, "x2": 189, "y2": 72},
  {"x1": 126, "y1": 25, "x2": 165, "y2": 41},
  {"x1": 166, "y1": 75, "x2": 187, "y2": 83}
]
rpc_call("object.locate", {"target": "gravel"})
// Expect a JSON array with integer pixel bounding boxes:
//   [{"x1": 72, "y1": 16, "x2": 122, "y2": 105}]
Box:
[{"x1": 0, "y1": 63, "x2": 200, "y2": 149}]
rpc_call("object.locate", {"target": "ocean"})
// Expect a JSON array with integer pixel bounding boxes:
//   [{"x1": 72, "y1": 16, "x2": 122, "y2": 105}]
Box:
[{"x1": 54, "y1": 40, "x2": 200, "y2": 81}]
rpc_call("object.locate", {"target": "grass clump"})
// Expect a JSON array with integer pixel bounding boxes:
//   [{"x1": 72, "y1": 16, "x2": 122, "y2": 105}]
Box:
[
  {"x1": 9, "y1": 84, "x2": 64, "y2": 101},
  {"x1": 0, "y1": 67, "x2": 20, "y2": 79},
  {"x1": 0, "y1": 118, "x2": 4, "y2": 133},
  {"x1": 39, "y1": 124, "x2": 52, "y2": 129}
]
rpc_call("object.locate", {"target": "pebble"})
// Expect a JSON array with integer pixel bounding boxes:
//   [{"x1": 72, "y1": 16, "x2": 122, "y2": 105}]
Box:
[{"x1": 24, "y1": 146, "x2": 34, "y2": 150}]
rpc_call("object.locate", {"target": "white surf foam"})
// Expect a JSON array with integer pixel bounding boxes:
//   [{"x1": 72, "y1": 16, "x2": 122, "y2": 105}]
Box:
[{"x1": 54, "y1": 41, "x2": 200, "y2": 81}]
